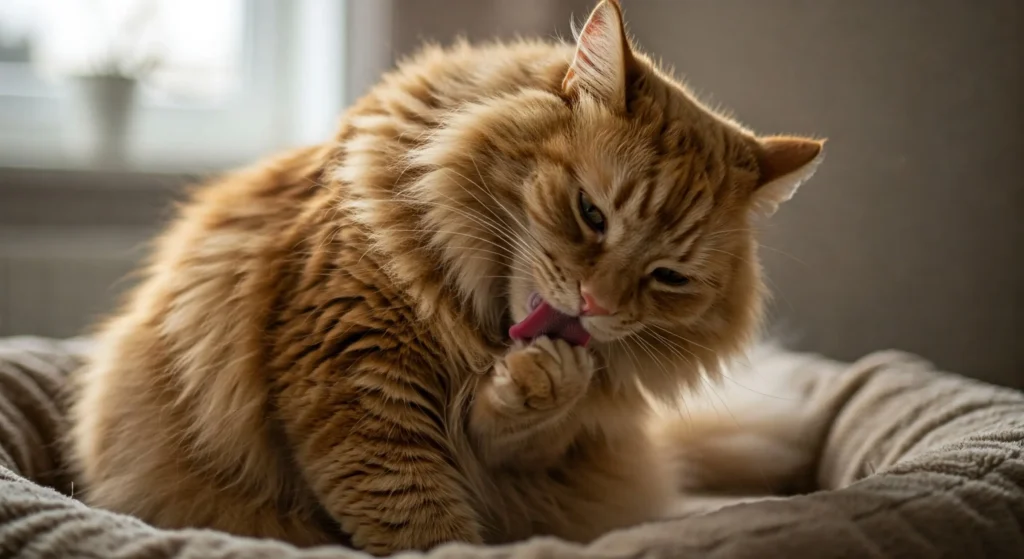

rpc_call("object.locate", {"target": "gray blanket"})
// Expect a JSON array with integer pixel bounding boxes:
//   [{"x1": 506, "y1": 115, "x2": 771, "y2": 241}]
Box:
[{"x1": 1, "y1": 336, "x2": 1022, "y2": 558}]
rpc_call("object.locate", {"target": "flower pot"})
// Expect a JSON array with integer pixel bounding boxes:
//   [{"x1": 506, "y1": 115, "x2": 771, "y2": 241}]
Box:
[{"x1": 63, "y1": 75, "x2": 138, "y2": 168}]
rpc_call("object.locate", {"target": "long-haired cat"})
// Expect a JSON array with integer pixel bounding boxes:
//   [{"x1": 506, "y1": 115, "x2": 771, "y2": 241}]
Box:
[{"x1": 69, "y1": 1, "x2": 823, "y2": 555}]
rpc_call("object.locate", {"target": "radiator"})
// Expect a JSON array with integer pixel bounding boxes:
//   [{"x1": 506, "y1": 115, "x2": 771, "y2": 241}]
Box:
[{"x1": 0, "y1": 227, "x2": 150, "y2": 338}]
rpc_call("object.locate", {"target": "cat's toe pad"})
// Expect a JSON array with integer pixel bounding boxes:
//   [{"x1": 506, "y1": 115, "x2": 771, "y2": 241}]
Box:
[{"x1": 492, "y1": 336, "x2": 593, "y2": 413}]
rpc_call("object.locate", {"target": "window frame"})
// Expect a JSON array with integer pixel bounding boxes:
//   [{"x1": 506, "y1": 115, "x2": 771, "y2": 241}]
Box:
[{"x1": 0, "y1": 0, "x2": 348, "y2": 174}]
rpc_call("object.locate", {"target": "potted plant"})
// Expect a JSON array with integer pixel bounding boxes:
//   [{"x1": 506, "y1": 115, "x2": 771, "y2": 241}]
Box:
[{"x1": 39, "y1": 0, "x2": 161, "y2": 167}]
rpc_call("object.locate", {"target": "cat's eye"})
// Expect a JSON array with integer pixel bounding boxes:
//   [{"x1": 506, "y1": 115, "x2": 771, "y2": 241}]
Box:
[
  {"x1": 577, "y1": 190, "x2": 606, "y2": 233},
  {"x1": 651, "y1": 267, "x2": 690, "y2": 286}
]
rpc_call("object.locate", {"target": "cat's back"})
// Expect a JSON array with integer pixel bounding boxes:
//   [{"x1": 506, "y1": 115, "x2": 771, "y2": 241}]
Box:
[
  {"x1": 68, "y1": 143, "x2": 347, "y2": 543},
  {"x1": 69, "y1": 38, "x2": 574, "y2": 544},
  {"x1": 344, "y1": 39, "x2": 571, "y2": 141}
]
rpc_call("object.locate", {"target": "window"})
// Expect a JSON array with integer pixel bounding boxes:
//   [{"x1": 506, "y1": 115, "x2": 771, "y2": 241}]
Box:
[{"x1": 0, "y1": 0, "x2": 346, "y2": 173}]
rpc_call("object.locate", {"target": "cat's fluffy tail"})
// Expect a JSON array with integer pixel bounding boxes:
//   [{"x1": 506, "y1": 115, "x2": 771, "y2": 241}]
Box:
[{"x1": 651, "y1": 343, "x2": 840, "y2": 499}]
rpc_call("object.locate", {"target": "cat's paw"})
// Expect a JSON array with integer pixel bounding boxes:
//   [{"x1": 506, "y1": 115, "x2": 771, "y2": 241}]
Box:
[{"x1": 489, "y1": 336, "x2": 594, "y2": 414}]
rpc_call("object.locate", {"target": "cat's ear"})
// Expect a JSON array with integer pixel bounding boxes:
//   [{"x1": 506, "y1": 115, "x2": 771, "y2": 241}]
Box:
[
  {"x1": 750, "y1": 136, "x2": 825, "y2": 216},
  {"x1": 562, "y1": 0, "x2": 638, "y2": 111}
]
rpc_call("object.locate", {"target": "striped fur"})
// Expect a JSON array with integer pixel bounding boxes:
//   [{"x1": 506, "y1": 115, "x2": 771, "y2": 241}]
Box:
[{"x1": 68, "y1": 1, "x2": 823, "y2": 555}]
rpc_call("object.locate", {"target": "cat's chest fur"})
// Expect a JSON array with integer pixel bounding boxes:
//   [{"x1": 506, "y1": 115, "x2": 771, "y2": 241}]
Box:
[
  {"x1": 263, "y1": 197, "x2": 498, "y2": 408},
  {"x1": 259, "y1": 189, "x2": 657, "y2": 538}
]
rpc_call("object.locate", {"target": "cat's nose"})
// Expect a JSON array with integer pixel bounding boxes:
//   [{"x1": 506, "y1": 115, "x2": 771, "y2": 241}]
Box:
[{"x1": 579, "y1": 285, "x2": 612, "y2": 316}]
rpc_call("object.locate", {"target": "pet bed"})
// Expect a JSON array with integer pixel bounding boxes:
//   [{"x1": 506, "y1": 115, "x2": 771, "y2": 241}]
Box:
[{"x1": 1, "y1": 336, "x2": 1022, "y2": 558}]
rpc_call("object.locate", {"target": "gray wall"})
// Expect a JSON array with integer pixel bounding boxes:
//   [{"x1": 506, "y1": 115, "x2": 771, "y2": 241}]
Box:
[
  {"x1": 0, "y1": 169, "x2": 183, "y2": 339},
  {"x1": 625, "y1": 1, "x2": 1024, "y2": 385}
]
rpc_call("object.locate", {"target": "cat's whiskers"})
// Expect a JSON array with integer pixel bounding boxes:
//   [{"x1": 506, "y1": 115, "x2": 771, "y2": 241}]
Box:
[
  {"x1": 701, "y1": 247, "x2": 757, "y2": 267},
  {"x1": 381, "y1": 227, "x2": 534, "y2": 278},
  {"x1": 700, "y1": 226, "x2": 760, "y2": 240},
  {"x1": 643, "y1": 327, "x2": 736, "y2": 419},
  {"x1": 436, "y1": 163, "x2": 517, "y2": 237},
  {"x1": 399, "y1": 185, "x2": 523, "y2": 251},
  {"x1": 613, "y1": 339, "x2": 641, "y2": 378},
  {"x1": 429, "y1": 175, "x2": 542, "y2": 271},
  {"x1": 390, "y1": 191, "x2": 512, "y2": 242},
  {"x1": 628, "y1": 332, "x2": 679, "y2": 393},
  {"x1": 397, "y1": 166, "x2": 532, "y2": 256},
  {"x1": 479, "y1": 275, "x2": 525, "y2": 281},
  {"x1": 633, "y1": 329, "x2": 716, "y2": 427},
  {"x1": 379, "y1": 193, "x2": 536, "y2": 267},
  {"x1": 643, "y1": 328, "x2": 697, "y2": 367},
  {"x1": 468, "y1": 155, "x2": 545, "y2": 248},
  {"x1": 700, "y1": 245, "x2": 785, "y2": 295},
  {"x1": 695, "y1": 232, "x2": 793, "y2": 296},
  {"x1": 447, "y1": 156, "x2": 547, "y2": 255},
  {"x1": 622, "y1": 333, "x2": 695, "y2": 425},
  {"x1": 648, "y1": 324, "x2": 790, "y2": 401},
  {"x1": 385, "y1": 228, "x2": 516, "y2": 259},
  {"x1": 756, "y1": 242, "x2": 809, "y2": 268},
  {"x1": 648, "y1": 323, "x2": 715, "y2": 355},
  {"x1": 388, "y1": 191, "x2": 544, "y2": 272},
  {"x1": 462, "y1": 260, "x2": 534, "y2": 278},
  {"x1": 376, "y1": 165, "x2": 550, "y2": 293},
  {"x1": 460, "y1": 253, "x2": 533, "y2": 276}
]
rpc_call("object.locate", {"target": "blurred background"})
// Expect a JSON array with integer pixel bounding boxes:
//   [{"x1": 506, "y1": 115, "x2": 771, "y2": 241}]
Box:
[{"x1": 0, "y1": 0, "x2": 1020, "y2": 387}]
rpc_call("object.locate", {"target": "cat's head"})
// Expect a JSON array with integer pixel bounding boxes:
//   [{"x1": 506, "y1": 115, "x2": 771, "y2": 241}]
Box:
[
  {"x1": 513, "y1": 0, "x2": 823, "y2": 387},
  {"x1": 399, "y1": 0, "x2": 822, "y2": 388}
]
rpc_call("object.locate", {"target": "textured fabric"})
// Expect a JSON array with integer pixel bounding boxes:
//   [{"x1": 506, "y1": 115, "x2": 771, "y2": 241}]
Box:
[{"x1": 0, "y1": 336, "x2": 1022, "y2": 559}]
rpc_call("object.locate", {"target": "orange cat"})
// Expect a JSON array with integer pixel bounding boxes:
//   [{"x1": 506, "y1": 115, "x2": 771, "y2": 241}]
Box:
[{"x1": 69, "y1": 1, "x2": 823, "y2": 555}]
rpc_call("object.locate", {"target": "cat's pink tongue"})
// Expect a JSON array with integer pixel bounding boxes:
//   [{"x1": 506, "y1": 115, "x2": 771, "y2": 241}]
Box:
[{"x1": 508, "y1": 296, "x2": 591, "y2": 347}]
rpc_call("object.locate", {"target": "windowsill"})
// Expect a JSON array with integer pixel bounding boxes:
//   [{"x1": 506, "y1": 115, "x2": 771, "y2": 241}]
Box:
[
  {"x1": 0, "y1": 225, "x2": 151, "y2": 259},
  {"x1": 0, "y1": 89, "x2": 288, "y2": 177},
  {"x1": 0, "y1": 165, "x2": 191, "y2": 229},
  {"x1": 0, "y1": 156, "x2": 237, "y2": 179},
  {"x1": 0, "y1": 164, "x2": 199, "y2": 190}
]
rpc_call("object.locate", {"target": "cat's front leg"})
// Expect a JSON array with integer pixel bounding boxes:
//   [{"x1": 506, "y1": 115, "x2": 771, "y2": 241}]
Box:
[
  {"x1": 274, "y1": 352, "x2": 484, "y2": 555},
  {"x1": 469, "y1": 336, "x2": 594, "y2": 468}
]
